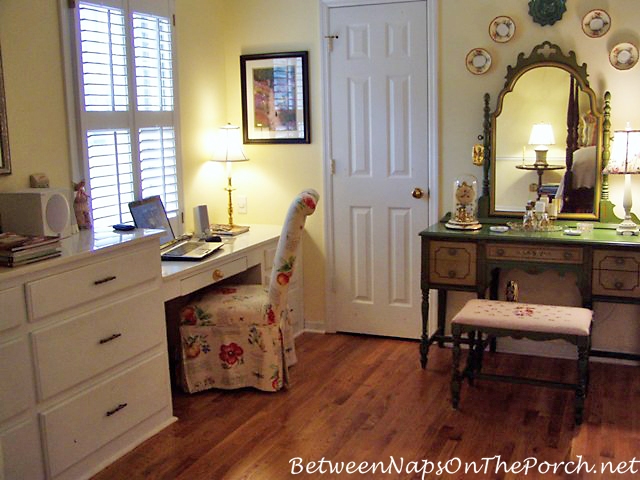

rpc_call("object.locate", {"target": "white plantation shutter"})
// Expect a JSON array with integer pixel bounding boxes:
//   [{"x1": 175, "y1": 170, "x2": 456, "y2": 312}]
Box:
[{"x1": 74, "y1": 0, "x2": 180, "y2": 229}]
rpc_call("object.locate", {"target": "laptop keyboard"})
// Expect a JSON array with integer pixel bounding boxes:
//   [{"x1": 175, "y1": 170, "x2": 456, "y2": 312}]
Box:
[{"x1": 167, "y1": 242, "x2": 200, "y2": 256}]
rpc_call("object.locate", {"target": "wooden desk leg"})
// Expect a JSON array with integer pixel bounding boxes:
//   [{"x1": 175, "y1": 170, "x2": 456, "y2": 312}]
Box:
[
  {"x1": 437, "y1": 289, "x2": 447, "y2": 348},
  {"x1": 420, "y1": 287, "x2": 430, "y2": 369}
]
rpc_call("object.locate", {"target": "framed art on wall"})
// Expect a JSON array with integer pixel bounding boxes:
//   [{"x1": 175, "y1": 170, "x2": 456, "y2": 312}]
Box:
[
  {"x1": 240, "y1": 51, "x2": 310, "y2": 144},
  {"x1": 0, "y1": 43, "x2": 11, "y2": 175}
]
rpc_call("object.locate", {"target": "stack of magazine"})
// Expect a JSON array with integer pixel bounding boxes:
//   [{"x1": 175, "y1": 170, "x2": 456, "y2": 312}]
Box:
[{"x1": 0, "y1": 233, "x2": 62, "y2": 267}]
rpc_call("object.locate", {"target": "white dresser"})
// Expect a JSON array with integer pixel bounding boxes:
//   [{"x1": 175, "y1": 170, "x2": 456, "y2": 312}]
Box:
[{"x1": 0, "y1": 229, "x2": 175, "y2": 480}]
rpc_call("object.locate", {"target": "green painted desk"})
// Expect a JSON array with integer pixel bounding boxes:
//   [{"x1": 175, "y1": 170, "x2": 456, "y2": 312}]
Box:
[{"x1": 419, "y1": 222, "x2": 640, "y2": 367}]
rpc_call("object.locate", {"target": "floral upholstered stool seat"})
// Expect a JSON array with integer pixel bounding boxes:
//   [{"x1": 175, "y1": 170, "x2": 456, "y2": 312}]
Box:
[{"x1": 450, "y1": 299, "x2": 593, "y2": 425}]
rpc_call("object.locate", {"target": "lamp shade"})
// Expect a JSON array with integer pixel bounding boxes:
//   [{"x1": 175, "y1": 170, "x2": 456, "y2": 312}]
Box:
[
  {"x1": 605, "y1": 129, "x2": 640, "y2": 174},
  {"x1": 211, "y1": 124, "x2": 249, "y2": 163},
  {"x1": 528, "y1": 123, "x2": 556, "y2": 147}
]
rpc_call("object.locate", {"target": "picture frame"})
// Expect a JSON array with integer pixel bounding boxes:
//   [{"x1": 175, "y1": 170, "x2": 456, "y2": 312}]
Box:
[
  {"x1": 0, "y1": 43, "x2": 11, "y2": 175},
  {"x1": 240, "y1": 51, "x2": 310, "y2": 144}
]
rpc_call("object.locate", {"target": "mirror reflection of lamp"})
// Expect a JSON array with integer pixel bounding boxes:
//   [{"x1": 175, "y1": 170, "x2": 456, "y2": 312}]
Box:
[
  {"x1": 210, "y1": 124, "x2": 249, "y2": 233},
  {"x1": 529, "y1": 123, "x2": 556, "y2": 166},
  {"x1": 604, "y1": 128, "x2": 640, "y2": 236}
]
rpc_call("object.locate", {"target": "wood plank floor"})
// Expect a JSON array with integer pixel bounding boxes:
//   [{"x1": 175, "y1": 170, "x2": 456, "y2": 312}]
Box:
[{"x1": 92, "y1": 333, "x2": 640, "y2": 479}]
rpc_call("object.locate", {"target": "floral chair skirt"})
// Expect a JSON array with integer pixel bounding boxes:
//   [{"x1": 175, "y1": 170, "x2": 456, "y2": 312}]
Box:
[{"x1": 177, "y1": 285, "x2": 297, "y2": 393}]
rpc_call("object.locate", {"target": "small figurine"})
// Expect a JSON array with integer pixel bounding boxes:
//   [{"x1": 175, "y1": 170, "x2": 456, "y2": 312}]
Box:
[{"x1": 73, "y1": 180, "x2": 92, "y2": 229}]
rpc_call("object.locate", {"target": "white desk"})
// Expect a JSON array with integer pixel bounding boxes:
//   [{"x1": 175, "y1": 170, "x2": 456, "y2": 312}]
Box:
[{"x1": 161, "y1": 224, "x2": 282, "y2": 302}]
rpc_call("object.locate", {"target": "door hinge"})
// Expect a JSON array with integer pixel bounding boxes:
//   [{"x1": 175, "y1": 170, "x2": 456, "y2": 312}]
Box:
[
  {"x1": 173, "y1": 14, "x2": 176, "y2": 27},
  {"x1": 331, "y1": 159, "x2": 336, "y2": 175}
]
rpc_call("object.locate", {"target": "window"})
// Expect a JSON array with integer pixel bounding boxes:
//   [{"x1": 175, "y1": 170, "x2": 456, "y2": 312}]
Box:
[{"x1": 68, "y1": 0, "x2": 179, "y2": 229}]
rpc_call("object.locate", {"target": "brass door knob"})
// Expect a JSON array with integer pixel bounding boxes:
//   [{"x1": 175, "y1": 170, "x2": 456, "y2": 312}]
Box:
[{"x1": 412, "y1": 187, "x2": 424, "y2": 199}]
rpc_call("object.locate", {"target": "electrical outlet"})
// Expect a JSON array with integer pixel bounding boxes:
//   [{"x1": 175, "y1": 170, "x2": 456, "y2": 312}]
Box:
[
  {"x1": 236, "y1": 195, "x2": 247, "y2": 214},
  {"x1": 529, "y1": 183, "x2": 538, "y2": 192}
]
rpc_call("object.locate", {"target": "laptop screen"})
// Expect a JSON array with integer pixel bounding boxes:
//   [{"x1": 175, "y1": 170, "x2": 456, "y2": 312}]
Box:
[{"x1": 128, "y1": 196, "x2": 175, "y2": 246}]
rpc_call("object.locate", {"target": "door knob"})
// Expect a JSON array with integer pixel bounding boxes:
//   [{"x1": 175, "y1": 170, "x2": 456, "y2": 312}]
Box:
[{"x1": 412, "y1": 187, "x2": 424, "y2": 199}]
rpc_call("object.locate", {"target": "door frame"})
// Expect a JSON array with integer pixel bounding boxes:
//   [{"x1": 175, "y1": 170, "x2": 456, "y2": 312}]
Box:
[{"x1": 319, "y1": 0, "x2": 440, "y2": 334}]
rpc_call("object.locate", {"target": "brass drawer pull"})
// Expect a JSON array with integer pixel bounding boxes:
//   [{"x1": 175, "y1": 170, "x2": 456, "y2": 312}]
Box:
[
  {"x1": 496, "y1": 248, "x2": 505, "y2": 257},
  {"x1": 106, "y1": 402, "x2": 128, "y2": 417},
  {"x1": 448, "y1": 270, "x2": 456, "y2": 278},
  {"x1": 448, "y1": 248, "x2": 457, "y2": 256},
  {"x1": 615, "y1": 257, "x2": 625, "y2": 266},
  {"x1": 614, "y1": 281, "x2": 624, "y2": 290},
  {"x1": 212, "y1": 269, "x2": 224, "y2": 280},
  {"x1": 99, "y1": 333, "x2": 122, "y2": 345},
  {"x1": 94, "y1": 275, "x2": 117, "y2": 285},
  {"x1": 563, "y1": 251, "x2": 573, "y2": 260}
]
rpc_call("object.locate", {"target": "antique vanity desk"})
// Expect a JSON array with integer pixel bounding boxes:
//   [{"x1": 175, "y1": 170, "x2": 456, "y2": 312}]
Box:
[
  {"x1": 420, "y1": 41, "x2": 640, "y2": 367},
  {"x1": 419, "y1": 222, "x2": 640, "y2": 367}
]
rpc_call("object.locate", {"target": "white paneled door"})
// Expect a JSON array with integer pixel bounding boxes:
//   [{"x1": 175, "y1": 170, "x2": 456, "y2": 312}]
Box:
[{"x1": 328, "y1": 1, "x2": 429, "y2": 338}]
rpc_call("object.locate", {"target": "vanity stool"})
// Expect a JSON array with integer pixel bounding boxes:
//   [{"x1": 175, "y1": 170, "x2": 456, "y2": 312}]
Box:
[{"x1": 450, "y1": 299, "x2": 592, "y2": 425}]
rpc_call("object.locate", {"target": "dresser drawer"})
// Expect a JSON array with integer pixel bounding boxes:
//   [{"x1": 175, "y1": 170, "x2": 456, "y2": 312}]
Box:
[
  {"x1": 593, "y1": 250, "x2": 640, "y2": 272},
  {"x1": 486, "y1": 243, "x2": 583, "y2": 264},
  {"x1": 0, "y1": 286, "x2": 26, "y2": 333},
  {"x1": 41, "y1": 353, "x2": 169, "y2": 478},
  {"x1": 180, "y1": 256, "x2": 248, "y2": 296},
  {"x1": 31, "y1": 289, "x2": 164, "y2": 400},
  {"x1": 0, "y1": 338, "x2": 35, "y2": 423},
  {"x1": 428, "y1": 241, "x2": 477, "y2": 286},
  {"x1": 26, "y1": 247, "x2": 159, "y2": 321}
]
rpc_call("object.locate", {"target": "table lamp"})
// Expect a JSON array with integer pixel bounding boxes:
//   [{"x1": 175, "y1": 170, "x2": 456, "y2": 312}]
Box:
[
  {"x1": 210, "y1": 124, "x2": 250, "y2": 235},
  {"x1": 604, "y1": 129, "x2": 640, "y2": 236},
  {"x1": 529, "y1": 123, "x2": 555, "y2": 166}
]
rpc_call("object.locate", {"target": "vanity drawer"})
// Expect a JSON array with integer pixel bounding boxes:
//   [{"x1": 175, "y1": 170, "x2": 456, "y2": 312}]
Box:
[
  {"x1": 0, "y1": 286, "x2": 26, "y2": 333},
  {"x1": 31, "y1": 288, "x2": 164, "y2": 400},
  {"x1": 26, "y1": 247, "x2": 159, "y2": 321},
  {"x1": 429, "y1": 241, "x2": 477, "y2": 286},
  {"x1": 592, "y1": 270, "x2": 640, "y2": 297},
  {"x1": 180, "y1": 256, "x2": 248, "y2": 296},
  {"x1": 593, "y1": 250, "x2": 640, "y2": 272},
  {"x1": 592, "y1": 250, "x2": 640, "y2": 298},
  {"x1": 41, "y1": 353, "x2": 169, "y2": 478},
  {"x1": 486, "y1": 243, "x2": 583, "y2": 264}
]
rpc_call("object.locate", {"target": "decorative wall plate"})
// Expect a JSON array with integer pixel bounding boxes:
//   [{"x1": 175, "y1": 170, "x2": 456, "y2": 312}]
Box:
[
  {"x1": 582, "y1": 9, "x2": 611, "y2": 38},
  {"x1": 489, "y1": 16, "x2": 515, "y2": 43},
  {"x1": 465, "y1": 48, "x2": 492, "y2": 75},
  {"x1": 609, "y1": 43, "x2": 639, "y2": 70},
  {"x1": 528, "y1": 0, "x2": 566, "y2": 26}
]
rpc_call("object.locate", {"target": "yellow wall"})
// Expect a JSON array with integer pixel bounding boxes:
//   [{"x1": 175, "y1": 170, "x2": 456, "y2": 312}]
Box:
[
  {"x1": 440, "y1": 0, "x2": 640, "y2": 220},
  {"x1": 2, "y1": 0, "x2": 640, "y2": 335},
  {"x1": 0, "y1": 1, "x2": 70, "y2": 192}
]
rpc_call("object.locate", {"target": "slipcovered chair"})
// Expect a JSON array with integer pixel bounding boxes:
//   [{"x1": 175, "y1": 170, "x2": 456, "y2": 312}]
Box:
[{"x1": 177, "y1": 189, "x2": 319, "y2": 393}]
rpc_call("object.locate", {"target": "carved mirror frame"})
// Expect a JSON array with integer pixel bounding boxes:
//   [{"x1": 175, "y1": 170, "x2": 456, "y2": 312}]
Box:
[{"x1": 479, "y1": 41, "x2": 611, "y2": 221}]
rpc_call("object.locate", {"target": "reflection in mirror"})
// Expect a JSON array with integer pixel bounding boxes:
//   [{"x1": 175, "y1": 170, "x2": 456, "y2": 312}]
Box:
[
  {"x1": 486, "y1": 41, "x2": 605, "y2": 220},
  {"x1": 0, "y1": 43, "x2": 10, "y2": 175}
]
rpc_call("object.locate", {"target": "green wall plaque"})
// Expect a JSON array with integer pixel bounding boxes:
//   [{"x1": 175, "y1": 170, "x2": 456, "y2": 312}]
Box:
[{"x1": 528, "y1": 0, "x2": 567, "y2": 26}]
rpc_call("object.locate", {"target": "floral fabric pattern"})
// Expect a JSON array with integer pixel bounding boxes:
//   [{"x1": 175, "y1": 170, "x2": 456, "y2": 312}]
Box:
[{"x1": 177, "y1": 189, "x2": 319, "y2": 393}]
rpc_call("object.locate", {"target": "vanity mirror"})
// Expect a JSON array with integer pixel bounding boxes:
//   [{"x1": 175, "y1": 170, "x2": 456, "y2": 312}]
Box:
[{"x1": 481, "y1": 41, "x2": 610, "y2": 221}]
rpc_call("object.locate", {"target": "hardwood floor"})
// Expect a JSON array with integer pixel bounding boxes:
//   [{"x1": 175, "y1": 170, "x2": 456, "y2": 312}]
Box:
[{"x1": 92, "y1": 333, "x2": 640, "y2": 479}]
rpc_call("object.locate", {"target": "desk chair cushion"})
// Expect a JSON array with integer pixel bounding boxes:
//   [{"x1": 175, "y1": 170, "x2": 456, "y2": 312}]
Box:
[{"x1": 451, "y1": 299, "x2": 592, "y2": 337}]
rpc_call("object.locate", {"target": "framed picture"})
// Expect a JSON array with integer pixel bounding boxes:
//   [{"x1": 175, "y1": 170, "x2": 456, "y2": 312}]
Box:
[
  {"x1": 0, "y1": 43, "x2": 10, "y2": 175},
  {"x1": 240, "y1": 51, "x2": 310, "y2": 144}
]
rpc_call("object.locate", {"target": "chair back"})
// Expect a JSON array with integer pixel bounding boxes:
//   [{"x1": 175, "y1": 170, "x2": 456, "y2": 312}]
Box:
[{"x1": 267, "y1": 189, "x2": 319, "y2": 321}]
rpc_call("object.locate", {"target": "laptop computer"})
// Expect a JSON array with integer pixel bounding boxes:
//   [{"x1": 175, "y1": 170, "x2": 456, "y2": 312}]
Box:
[{"x1": 128, "y1": 196, "x2": 222, "y2": 261}]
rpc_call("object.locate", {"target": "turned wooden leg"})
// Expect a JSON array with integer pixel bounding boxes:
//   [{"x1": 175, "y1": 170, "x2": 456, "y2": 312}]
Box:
[
  {"x1": 575, "y1": 341, "x2": 590, "y2": 425},
  {"x1": 464, "y1": 330, "x2": 476, "y2": 385},
  {"x1": 451, "y1": 325, "x2": 463, "y2": 409}
]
